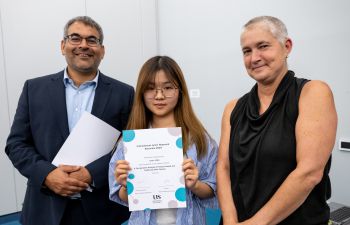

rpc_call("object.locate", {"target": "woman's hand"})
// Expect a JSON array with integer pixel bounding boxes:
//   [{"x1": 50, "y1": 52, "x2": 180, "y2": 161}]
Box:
[
  {"x1": 114, "y1": 160, "x2": 131, "y2": 188},
  {"x1": 182, "y1": 158, "x2": 199, "y2": 190}
]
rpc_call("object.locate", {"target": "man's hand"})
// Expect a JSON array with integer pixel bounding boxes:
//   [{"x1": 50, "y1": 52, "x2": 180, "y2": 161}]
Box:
[
  {"x1": 69, "y1": 166, "x2": 92, "y2": 184},
  {"x1": 44, "y1": 165, "x2": 89, "y2": 197}
]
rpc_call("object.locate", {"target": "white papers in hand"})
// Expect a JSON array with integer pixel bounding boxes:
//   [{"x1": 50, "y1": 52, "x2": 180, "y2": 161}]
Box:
[{"x1": 52, "y1": 112, "x2": 120, "y2": 166}]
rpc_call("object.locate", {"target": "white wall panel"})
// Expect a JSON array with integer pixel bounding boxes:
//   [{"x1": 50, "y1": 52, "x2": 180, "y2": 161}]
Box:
[
  {"x1": 86, "y1": 0, "x2": 158, "y2": 87},
  {"x1": 1, "y1": 0, "x2": 86, "y2": 123},
  {"x1": 0, "y1": 8, "x2": 17, "y2": 215}
]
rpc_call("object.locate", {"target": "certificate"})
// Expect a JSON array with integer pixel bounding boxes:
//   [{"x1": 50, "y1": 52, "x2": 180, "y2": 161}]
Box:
[{"x1": 123, "y1": 127, "x2": 186, "y2": 211}]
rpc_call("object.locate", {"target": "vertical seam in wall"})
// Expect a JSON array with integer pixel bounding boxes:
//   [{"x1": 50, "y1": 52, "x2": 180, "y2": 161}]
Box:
[
  {"x1": 154, "y1": 0, "x2": 160, "y2": 54},
  {"x1": 138, "y1": 0, "x2": 145, "y2": 58},
  {"x1": 0, "y1": 7, "x2": 19, "y2": 211},
  {"x1": 84, "y1": 0, "x2": 87, "y2": 15},
  {"x1": 0, "y1": 1, "x2": 10, "y2": 125}
]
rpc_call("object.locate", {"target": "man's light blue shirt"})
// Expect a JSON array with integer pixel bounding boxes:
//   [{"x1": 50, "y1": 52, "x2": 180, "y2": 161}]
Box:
[{"x1": 63, "y1": 69, "x2": 99, "y2": 132}]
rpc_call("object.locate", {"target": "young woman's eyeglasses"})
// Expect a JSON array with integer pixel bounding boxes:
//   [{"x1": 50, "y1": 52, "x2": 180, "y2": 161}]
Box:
[
  {"x1": 144, "y1": 85, "x2": 178, "y2": 99},
  {"x1": 64, "y1": 34, "x2": 102, "y2": 47}
]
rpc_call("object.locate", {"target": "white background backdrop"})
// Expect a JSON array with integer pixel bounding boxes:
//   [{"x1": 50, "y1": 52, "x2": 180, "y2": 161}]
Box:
[{"x1": 1, "y1": 0, "x2": 349, "y2": 216}]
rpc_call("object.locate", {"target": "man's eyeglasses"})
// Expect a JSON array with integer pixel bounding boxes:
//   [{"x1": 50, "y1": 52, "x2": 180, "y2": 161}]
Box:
[
  {"x1": 64, "y1": 34, "x2": 102, "y2": 47},
  {"x1": 144, "y1": 85, "x2": 178, "y2": 99}
]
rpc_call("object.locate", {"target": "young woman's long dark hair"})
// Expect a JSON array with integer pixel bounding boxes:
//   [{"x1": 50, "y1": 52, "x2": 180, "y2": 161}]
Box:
[{"x1": 126, "y1": 56, "x2": 208, "y2": 158}]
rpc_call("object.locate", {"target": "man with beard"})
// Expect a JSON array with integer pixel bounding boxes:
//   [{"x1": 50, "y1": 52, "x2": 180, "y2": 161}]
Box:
[{"x1": 5, "y1": 16, "x2": 133, "y2": 225}]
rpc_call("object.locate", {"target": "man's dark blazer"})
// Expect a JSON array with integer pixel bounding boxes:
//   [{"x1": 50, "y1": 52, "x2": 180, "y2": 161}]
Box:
[{"x1": 5, "y1": 71, "x2": 134, "y2": 225}]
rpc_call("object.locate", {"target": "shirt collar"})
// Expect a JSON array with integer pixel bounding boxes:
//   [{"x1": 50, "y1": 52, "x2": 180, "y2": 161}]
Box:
[{"x1": 63, "y1": 68, "x2": 99, "y2": 90}]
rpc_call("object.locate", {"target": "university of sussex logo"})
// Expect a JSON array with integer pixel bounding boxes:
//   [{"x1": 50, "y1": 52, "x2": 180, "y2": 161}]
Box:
[{"x1": 153, "y1": 194, "x2": 161, "y2": 200}]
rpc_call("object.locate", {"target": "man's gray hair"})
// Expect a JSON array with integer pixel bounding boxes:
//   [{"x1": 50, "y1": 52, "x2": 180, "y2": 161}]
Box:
[
  {"x1": 63, "y1": 16, "x2": 104, "y2": 44},
  {"x1": 243, "y1": 16, "x2": 288, "y2": 44}
]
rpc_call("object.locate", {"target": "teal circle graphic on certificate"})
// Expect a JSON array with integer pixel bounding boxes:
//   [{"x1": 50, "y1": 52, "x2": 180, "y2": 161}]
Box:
[
  {"x1": 175, "y1": 187, "x2": 186, "y2": 202},
  {"x1": 176, "y1": 137, "x2": 182, "y2": 149},
  {"x1": 126, "y1": 181, "x2": 134, "y2": 195},
  {"x1": 144, "y1": 208, "x2": 151, "y2": 211},
  {"x1": 123, "y1": 130, "x2": 135, "y2": 142},
  {"x1": 128, "y1": 173, "x2": 135, "y2": 179}
]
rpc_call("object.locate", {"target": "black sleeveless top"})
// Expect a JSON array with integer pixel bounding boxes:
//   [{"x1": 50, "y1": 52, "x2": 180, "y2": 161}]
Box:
[{"x1": 229, "y1": 71, "x2": 331, "y2": 224}]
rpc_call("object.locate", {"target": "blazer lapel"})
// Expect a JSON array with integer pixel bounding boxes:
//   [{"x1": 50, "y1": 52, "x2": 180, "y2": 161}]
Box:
[
  {"x1": 48, "y1": 72, "x2": 69, "y2": 140},
  {"x1": 91, "y1": 73, "x2": 112, "y2": 118}
]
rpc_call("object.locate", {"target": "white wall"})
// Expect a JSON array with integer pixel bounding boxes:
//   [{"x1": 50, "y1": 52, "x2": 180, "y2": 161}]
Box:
[
  {"x1": 157, "y1": 0, "x2": 350, "y2": 205},
  {"x1": 0, "y1": 8, "x2": 17, "y2": 215},
  {"x1": 0, "y1": 0, "x2": 157, "y2": 215}
]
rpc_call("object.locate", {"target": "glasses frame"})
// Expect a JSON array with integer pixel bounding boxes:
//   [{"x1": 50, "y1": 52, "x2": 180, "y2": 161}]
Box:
[
  {"x1": 64, "y1": 34, "x2": 102, "y2": 47},
  {"x1": 144, "y1": 86, "x2": 179, "y2": 99}
]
